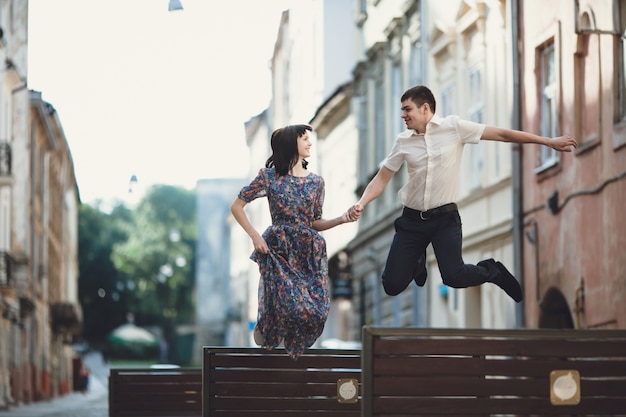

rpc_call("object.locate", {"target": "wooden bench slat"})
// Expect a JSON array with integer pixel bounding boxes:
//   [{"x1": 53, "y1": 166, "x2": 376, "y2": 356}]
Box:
[
  {"x1": 373, "y1": 374, "x2": 626, "y2": 397},
  {"x1": 373, "y1": 336, "x2": 626, "y2": 357},
  {"x1": 373, "y1": 375, "x2": 547, "y2": 396},
  {"x1": 109, "y1": 368, "x2": 202, "y2": 417},
  {"x1": 210, "y1": 381, "x2": 356, "y2": 397},
  {"x1": 209, "y1": 354, "x2": 361, "y2": 369},
  {"x1": 210, "y1": 397, "x2": 360, "y2": 410},
  {"x1": 372, "y1": 355, "x2": 626, "y2": 377},
  {"x1": 208, "y1": 368, "x2": 359, "y2": 383},
  {"x1": 210, "y1": 412, "x2": 359, "y2": 417},
  {"x1": 371, "y1": 396, "x2": 626, "y2": 415},
  {"x1": 204, "y1": 347, "x2": 361, "y2": 416}
]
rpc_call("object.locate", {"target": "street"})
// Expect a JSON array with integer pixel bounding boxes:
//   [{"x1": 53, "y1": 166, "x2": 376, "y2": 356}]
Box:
[{"x1": 0, "y1": 351, "x2": 109, "y2": 417}]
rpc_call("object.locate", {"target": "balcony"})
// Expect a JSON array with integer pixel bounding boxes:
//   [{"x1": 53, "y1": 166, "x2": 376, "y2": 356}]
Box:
[
  {"x1": 0, "y1": 141, "x2": 10, "y2": 177},
  {"x1": 50, "y1": 302, "x2": 82, "y2": 336},
  {"x1": 0, "y1": 251, "x2": 15, "y2": 288}
]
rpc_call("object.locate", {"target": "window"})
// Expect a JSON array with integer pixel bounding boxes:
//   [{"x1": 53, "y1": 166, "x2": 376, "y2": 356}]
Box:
[
  {"x1": 391, "y1": 58, "x2": 403, "y2": 139},
  {"x1": 374, "y1": 77, "x2": 386, "y2": 163},
  {"x1": 410, "y1": 40, "x2": 424, "y2": 86},
  {"x1": 391, "y1": 58, "x2": 406, "y2": 194},
  {"x1": 612, "y1": 2, "x2": 626, "y2": 149},
  {"x1": 353, "y1": 95, "x2": 369, "y2": 184},
  {"x1": 538, "y1": 43, "x2": 558, "y2": 170},
  {"x1": 467, "y1": 68, "x2": 484, "y2": 189},
  {"x1": 616, "y1": 0, "x2": 626, "y2": 126},
  {"x1": 574, "y1": 30, "x2": 600, "y2": 147},
  {"x1": 440, "y1": 84, "x2": 454, "y2": 116}
]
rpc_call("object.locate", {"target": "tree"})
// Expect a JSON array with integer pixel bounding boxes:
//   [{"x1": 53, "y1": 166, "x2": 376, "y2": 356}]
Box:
[
  {"x1": 111, "y1": 184, "x2": 197, "y2": 358},
  {"x1": 78, "y1": 202, "x2": 133, "y2": 346}
]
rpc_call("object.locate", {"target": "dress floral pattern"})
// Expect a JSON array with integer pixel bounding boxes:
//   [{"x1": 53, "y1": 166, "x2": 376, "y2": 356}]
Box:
[{"x1": 238, "y1": 167, "x2": 330, "y2": 360}]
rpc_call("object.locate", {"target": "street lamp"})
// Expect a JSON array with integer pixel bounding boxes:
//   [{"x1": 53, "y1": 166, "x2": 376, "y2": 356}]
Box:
[{"x1": 168, "y1": 0, "x2": 183, "y2": 12}]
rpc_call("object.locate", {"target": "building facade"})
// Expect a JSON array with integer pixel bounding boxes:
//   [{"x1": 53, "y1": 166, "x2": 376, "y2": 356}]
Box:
[
  {"x1": 310, "y1": 81, "x2": 361, "y2": 345},
  {"x1": 518, "y1": 0, "x2": 626, "y2": 329},
  {"x1": 232, "y1": 0, "x2": 626, "y2": 346},
  {"x1": 1, "y1": 0, "x2": 80, "y2": 408},
  {"x1": 347, "y1": 0, "x2": 521, "y2": 335},
  {"x1": 193, "y1": 177, "x2": 246, "y2": 363},
  {"x1": 230, "y1": 0, "x2": 358, "y2": 347}
]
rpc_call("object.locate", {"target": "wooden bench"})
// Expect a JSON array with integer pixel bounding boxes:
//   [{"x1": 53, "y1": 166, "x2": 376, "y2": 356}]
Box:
[
  {"x1": 109, "y1": 368, "x2": 202, "y2": 417},
  {"x1": 361, "y1": 327, "x2": 626, "y2": 416},
  {"x1": 202, "y1": 347, "x2": 361, "y2": 416}
]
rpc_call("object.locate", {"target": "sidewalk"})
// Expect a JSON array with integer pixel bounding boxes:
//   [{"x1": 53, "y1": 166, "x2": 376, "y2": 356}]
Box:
[{"x1": 0, "y1": 351, "x2": 109, "y2": 417}]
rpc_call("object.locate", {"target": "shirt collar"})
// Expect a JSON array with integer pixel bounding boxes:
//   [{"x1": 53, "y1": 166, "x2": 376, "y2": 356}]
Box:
[
  {"x1": 428, "y1": 113, "x2": 443, "y2": 126},
  {"x1": 399, "y1": 114, "x2": 444, "y2": 137}
]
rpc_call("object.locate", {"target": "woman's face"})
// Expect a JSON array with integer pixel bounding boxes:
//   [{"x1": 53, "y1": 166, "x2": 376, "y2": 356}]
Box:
[{"x1": 297, "y1": 131, "x2": 312, "y2": 159}]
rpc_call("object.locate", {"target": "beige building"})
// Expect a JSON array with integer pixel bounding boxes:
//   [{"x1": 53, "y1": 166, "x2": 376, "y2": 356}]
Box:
[
  {"x1": 348, "y1": 0, "x2": 521, "y2": 336},
  {"x1": 231, "y1": 0, "x2": 357, "y2": 347},
  {"x1": 1, "y1": 0, "x2": 81, "y2": 409},
  {"x1": 310, "y1": 82, "x2": 360, "y2": 344}
]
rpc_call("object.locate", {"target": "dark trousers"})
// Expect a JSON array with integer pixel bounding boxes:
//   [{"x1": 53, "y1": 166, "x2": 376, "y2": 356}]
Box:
[{"x1": 382, "y1": 206, "x2": 491, "y2": 296}]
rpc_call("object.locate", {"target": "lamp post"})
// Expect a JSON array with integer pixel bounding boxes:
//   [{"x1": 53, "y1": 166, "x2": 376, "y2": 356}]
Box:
[{"x1": 168, "y1": 0, "x2": 183, "y2": 12}]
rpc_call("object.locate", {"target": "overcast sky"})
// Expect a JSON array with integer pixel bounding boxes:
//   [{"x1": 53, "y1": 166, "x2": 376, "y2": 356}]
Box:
[{"x1": 28, "y1": 0, "x2": 294, "y2": 206}]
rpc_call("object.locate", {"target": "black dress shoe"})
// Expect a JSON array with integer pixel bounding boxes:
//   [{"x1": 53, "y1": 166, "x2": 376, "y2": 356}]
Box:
[{"x1": 478, "y1": 258, "x2": 523, "y2": 303}]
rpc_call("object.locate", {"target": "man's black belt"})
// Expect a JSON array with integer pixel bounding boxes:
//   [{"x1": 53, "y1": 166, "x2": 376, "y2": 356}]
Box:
[{"x1": 403, "y1": 203, "x2": 458, "y2": 220}]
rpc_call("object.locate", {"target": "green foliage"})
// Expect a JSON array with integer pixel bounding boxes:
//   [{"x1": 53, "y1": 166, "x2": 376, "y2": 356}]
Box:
[
  {"x1": 78, "y1": 185, "x2": 197, "y2": 352},
  {"x1": 78, "y1": 202, "x2": 133, "y2": 345}
]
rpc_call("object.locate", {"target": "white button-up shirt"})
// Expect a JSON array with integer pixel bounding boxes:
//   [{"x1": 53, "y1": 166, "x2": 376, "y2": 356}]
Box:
[{"x1": 382, "y1": 114, "x2": 485, "y2": 211}]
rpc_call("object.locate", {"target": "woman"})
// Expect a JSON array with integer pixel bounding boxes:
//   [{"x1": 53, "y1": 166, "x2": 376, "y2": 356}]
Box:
[{"x1": 231, "y1": 124, "x2": 358, "y2": 359}]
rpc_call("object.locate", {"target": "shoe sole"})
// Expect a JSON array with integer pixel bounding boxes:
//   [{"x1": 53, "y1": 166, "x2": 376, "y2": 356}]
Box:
[{"x1": 495, "y1": 261, "x2": 523, "y2": 303}]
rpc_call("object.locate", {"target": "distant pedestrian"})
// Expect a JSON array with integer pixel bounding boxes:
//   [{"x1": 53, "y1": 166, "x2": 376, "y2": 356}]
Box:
[
  {"x1": 79, "y1": 365, "x2": 89, "y2": 393},
  {"x1": 231, "y1": 124, "x2": 359, "y2": 360}
]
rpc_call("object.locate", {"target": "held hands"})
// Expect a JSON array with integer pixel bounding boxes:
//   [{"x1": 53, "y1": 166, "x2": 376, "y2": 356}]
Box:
[
  {"x1": 549, "y1": 135, "x2": 578, "y2": 152},
  {"x1": 341, "y1": 204, "x2": 363, "y2": 223},
  {"x1": 346, "y1": 204, "x2": 363, "y2": 222}
]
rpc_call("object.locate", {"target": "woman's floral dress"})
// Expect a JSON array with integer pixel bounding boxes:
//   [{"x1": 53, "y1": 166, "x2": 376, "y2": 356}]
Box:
[{"x1": 238, "y1": 167, "x2": 330, "y2": 360}]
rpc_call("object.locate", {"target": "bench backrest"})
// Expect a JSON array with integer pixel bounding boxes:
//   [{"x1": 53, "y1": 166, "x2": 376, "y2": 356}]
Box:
[
  {"x1": 109, "y1": 368, "x2": 202, "y2": 417},
  {"x1": 362, "y1": 327, "x2": 626, "y2": 416},
  {"x1": 203, "y1": 347, "x2": 361, "y2": 416}
]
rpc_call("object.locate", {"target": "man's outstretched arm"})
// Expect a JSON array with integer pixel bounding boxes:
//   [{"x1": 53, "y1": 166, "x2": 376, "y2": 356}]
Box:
[{"x1": 481, "y1": 126, "x2": 578, "y2": 152}]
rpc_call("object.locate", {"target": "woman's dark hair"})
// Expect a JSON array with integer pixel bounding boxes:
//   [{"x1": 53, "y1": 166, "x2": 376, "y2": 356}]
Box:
[
  {"x1": 265, "y1": 124, "x2": 312, "y2": 176},
  {"x1": 401, "y1": 85, "x2": 436, "y2": 113}
]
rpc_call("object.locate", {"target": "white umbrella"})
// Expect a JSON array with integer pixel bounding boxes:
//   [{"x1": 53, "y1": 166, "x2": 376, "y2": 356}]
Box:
[{"x1": 108, "y1": 323, "x2": 158, "y2": 345}]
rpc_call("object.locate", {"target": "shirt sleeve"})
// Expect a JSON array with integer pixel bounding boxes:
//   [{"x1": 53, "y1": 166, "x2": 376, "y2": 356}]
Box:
[
  {"x1": 456, "y1": 118, "x2": 486, "y2": 144},
  {"x1": 381, "y1": 139, "x2": 404, "y2": 172},
  {"x1": 237, "y1": 168, "x2": 269, "y2": 203}
]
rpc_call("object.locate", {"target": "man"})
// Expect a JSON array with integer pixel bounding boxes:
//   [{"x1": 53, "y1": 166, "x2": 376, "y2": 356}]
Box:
[{"x1": 351, "y1": 85, "x2": 577, "y2": 302}]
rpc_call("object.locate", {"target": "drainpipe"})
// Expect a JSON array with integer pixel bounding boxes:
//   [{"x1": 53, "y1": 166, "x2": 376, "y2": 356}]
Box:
[{"x1": 510, "y1": 0, "x2": 525, "y2": 328}]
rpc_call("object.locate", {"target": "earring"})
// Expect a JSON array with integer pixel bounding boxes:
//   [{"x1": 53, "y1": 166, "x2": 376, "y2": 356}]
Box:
[{"x1": 302, "y1": 159, "x2": 309, "y2": 169}]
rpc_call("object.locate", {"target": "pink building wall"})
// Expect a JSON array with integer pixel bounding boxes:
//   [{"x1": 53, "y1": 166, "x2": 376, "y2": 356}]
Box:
[{"x1": 519, "y1": 0, "x2": 626, "y2": 329}]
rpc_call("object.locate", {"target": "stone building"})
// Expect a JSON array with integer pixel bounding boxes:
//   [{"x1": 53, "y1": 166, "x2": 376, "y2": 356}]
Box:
[
  {"x1": 347, "y1": 0, "x2": 521, "y2": 335},
  {"x1": 193, "y1": 177, "x2": 246, "y2": 363},
  {"x1": 1, "y1": 0, "x2": 80, "y2": 409}
]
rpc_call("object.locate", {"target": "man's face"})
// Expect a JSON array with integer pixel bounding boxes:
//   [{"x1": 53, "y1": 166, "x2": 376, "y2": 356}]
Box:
[{"x1": 401, "y1": 99, "x2": 428, "y2": 133}]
